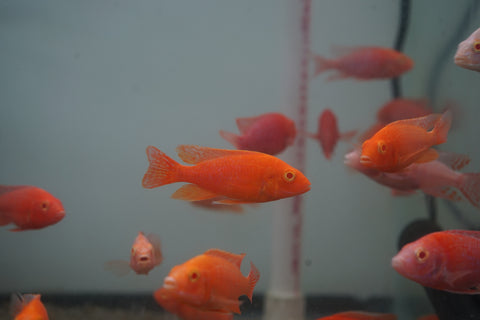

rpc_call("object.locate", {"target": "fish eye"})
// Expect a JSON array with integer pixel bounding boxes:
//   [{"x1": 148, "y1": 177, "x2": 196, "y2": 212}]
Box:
[
  {"x1": 283, "y1": 170, "x2": 296, "y2": 183},
  {"x1": 474, "y1": 41, "x2": 480, "y2": 52},
  {"x1": 40, "y1": 201, "x2": 49, "y2": 212},
  {"x1": 377, "y1": 141, "x2": 387, "y2": 155},
  {"x1": 415, "y1": 247, "x2": 429, "y2": 263},
  {"x1": 189, "y1": 270, "x2": 200, "y2": 282}
]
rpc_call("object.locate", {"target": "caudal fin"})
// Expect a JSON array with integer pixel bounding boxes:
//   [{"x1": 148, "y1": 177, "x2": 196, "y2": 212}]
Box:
[
  {"x1": 433, "y1": 109, "x2": 452, "y2": 145},
  {"x1": 141, "y1": 146, "x2": 180, "y2": 189},
  {"x1": 219, "y1": 130, "x2": 240, "y2": 149},
  {"x1": 459, "y1": 173, "x2": 480, "y2": 208},
  {"x1": 246, "y1": 262, "x2": 260, "y2": 302},
  {"x1": 312, "y1": 54, "x2": 334, "y2": 77}
]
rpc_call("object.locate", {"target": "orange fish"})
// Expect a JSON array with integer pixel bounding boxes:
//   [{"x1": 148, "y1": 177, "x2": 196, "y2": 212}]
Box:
[
  {"x1": 312, "y1": 46, "x2": 413, "y2": 80},
  {"x1": 0, "y1": 185, "x2": 65, "y2": 231},
  {"x1": 360, "y1": 110, "x2": 452, "y2": 172},
  {"x1": 219, "y1": 112, "x2": 296, "y2": 155},
  {"x1": 392, "y1": 230, "x2": 480, "y2": 294},
  {"x1": 105, "y1": 231, "x2": 162, "y2": 276},
  {"x1": 10, "y1": 293, "x2": 49, "y2": 320},
  {"x1": 142, "y1": 145, "x2": 311, "y2": 204},
  {"x1": 154, "y1": 287, "x2": 233, "y2": 320},
  {"x1": 317, "y1": 311, "x2": 397, "y2": 320},
  {"x1": 155, "y1": 248, "x2": 260, "y2": 314},
  {"x1": 308, "y1": 109, "x2": 356, "y2": 159}
]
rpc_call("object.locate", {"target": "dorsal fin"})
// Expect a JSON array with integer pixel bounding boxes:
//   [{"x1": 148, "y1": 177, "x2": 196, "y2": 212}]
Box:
[
  {"x1": 204, "y1": 249, "x2": 245, "y2": 268},
  {"x1": 444, "y1": 230, "x2": 480, "y2": 241},
  {"x1": 0, "y1": 185, "x2": 30, "y2": 196},
  {"x1": 236, "y1": 115, "x2": 262, "y2": 134},
  {"x1": 176, "y1": 145, "x2": 255, "y2": 164},
  {"x1": 386, "y1": 113, "x2": 441, "y2": 131}
]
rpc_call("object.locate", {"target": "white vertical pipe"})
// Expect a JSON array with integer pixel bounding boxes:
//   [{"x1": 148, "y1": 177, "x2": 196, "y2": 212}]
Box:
[{"x1": 263, "y1": 0, "x2": 311, "y2": 320}]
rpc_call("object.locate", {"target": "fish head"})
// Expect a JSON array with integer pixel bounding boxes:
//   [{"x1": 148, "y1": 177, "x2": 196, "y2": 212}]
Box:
[
  {"x1": 130, "y1": 233, "x2": 156, "y2": 274},
  {"x1": 454, "y1": 29, "x2": 480, "y2": 71},
  {"x1": 392, "y1": 235, "x2": 444, "y2": 287},
  {"x1": 263, "y1": 166, "x2": 311, "y2": 201},
  {"x1": 161, "y1": 261, "x2": 210, "y2": 307},
  {"x1": 28, "y1": 190, "x2": 65, "y2": 229},
  {"x1": 360, "y1": 136, "x2": 397, "y2": 171}
]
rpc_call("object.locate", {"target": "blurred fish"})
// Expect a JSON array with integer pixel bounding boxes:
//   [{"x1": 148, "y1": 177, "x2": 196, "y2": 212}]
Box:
[
  {"x1": 142, "y1": 145, "x2": 310, "y2": 204},
  {"x1": 105, "y1": 231, "x2": 162, "y2": 276},
  {"x1": 154, "y1": 287, "x2": 233, "y2": 320},
  {"x1": 360, "y1": 111, "x2": 452, "y2": 172},
  {"x1": 376, "y1": 98, "x2": 433, "y2": 124},
  {"x1": 316, "y1": 311, "x2": 397, "y2": 320},
  {"x1": 454, "y1": 27, "x2": 480, "y2": 72},
  {"x1": 219, "y1": 112, "x2": 296, "y2": 155},
  {"x1": 392, "y1": 230, "x2": 480, "y2": 294},
  {"x1": 417, "y1": 315, "x2": 438, "y2": 320},
  {"x1": 308, "y1": 109, "x2": 356, "y2": 160},
  {"x1": 0, "y1": 185, "x2": 65, "y2": 232},
  {"x1": 10, "y1": 293, "x2": 49, "y2": 320},
  {"x1": 345, "y1": 150, "x2": 480, "y2": 208},
  {"x1": 312, "y1": 46, "x2": 413, "y2": 80},
  {"x1": 155, "y1": 248, "x2": 260, "y2": 314}
]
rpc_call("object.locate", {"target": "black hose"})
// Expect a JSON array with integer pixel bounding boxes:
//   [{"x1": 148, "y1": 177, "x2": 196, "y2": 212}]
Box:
[{"x1": 390, "y1": 0, "x2": 411, "y2": 99}]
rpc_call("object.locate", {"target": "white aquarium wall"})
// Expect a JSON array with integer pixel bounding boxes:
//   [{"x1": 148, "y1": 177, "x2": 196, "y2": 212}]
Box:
[{"x1": 0, "y1": 1, "x2": 479, "y2": 319}]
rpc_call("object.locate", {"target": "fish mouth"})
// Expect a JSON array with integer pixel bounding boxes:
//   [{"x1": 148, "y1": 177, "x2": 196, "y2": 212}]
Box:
[
  {"x1": 163, "y1": 276, "x2": 177, "y2": 290},
  {"x1": 391, "y1": 255, "x2": 405, "y2": 273},
  {"x1": 359, "y1": 155, "x2": 372, "y2": 165}
]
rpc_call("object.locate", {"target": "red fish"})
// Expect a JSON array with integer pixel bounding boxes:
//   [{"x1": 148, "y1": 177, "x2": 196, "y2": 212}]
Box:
[
  {"x1": 154, "y1": 287, "x2": 233, "y2": 320},
  {"x1": 308, "y1": 109, "x2": 356, "y2": 159},
  {"x1": 11, "y1": 293, "x2": 49, "y2": 320},
  {"x1": 142, "y1": 145, "x2": 310, "y2": 204},
  {"x1": 376, "y1": 98, "x2": 433, "y2": 124},
  {"x1": 316, "y1": 311, "x2": 397, "y2": 320},
  {"x1": 312, "y1": 46, "x2": 413, "y2": 80},
  {"x1": 392, "y1": 230, "x2": 480, "y2": 294},
  {"x1": 0, "y1": 185, "x2": 65, "y2": 231},
  {"x1": 155, "y1": 248, "x2": 260, "y2": 314},
  {"x1": 360, "y1": 111, "x2": 452, "y2": 172},
  {"x1": 454, "y1": 27, "x2": 480, "y2": 72},
  {"x1": 345, "y1": 150, "x2": 480, "y2": 208},
  {"x1": 219, "y1": 112, "x2": 296, "y2": 155},
  {"x1": 105, "y1": 231, "x2": 162, "y2": 276}
]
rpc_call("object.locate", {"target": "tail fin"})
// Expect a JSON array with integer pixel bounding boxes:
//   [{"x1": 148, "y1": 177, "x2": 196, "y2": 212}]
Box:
[
  {"x1": 433, "y1": 109, "x2": 452, "y2": 144},
  {"x1": 141, "y1": 146, "x2": 180, "y2": 189},
  {"x1": 218, "y1": 130, "x2": 240, "y2": 149},
  {"x1": 459, "y1": 173, "x2": 480, "y2": 208},
  {"x1": 339, "y1": 129, "x2": 358, "y2": 141},
  {"x1": 246, "y1": 261, "x2": 260, "y2": 302},
  {"x1": 312, "y1": 54, "x2": 333, "y2": 76}
]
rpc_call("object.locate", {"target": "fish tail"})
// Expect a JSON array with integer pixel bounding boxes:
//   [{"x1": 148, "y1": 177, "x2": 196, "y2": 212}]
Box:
[
  {"x1": 246, "y1": 261, "x2": 260, "y2": 302},
  {"x1": 0, "y1": 211, "x2": 11, "y2": 226},
  {"x1": 142, "y1": 146, "x2": 181, "y2": 189},
  {"x1": 312, "y1": 54, "x2": 333, "y2": 76},
  {"x1": 433, "y1": 109, "x2": 452, "y2": 144},
  {"x1": 459, "y1": 173, "x2": 480, "y2": 208},
  {"x1": 218, "y1": 130, "x2": 240, "y2": 149}
]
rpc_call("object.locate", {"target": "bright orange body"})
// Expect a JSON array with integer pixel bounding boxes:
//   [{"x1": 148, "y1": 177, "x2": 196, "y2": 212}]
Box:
[
  {"x1": 12, "y1": 294, "x2": 49, "y2": 320},
  {"x1": 317, "y1": 311, "x2": 397, "y2": 320},
  {"x1": 156, "y1": 249, "x2": 260, "y2": 314},
  {"x1": 360, "y1": 112, "x2": 451, "y2": 172},
  {"x1": 142, "y1": 145, "x2": 311, "y2": 203},
  {"x1": 0, "y1": 185, "x2": 65, "y2": 231}
]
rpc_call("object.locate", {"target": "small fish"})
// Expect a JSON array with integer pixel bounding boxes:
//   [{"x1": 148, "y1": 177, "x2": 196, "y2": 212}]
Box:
[
  {"x1": 345, "y1": 150, "x2": 480, "y2": 208},
  {"x1": 142, "y1": 145, "x2": 311, "y2": 204},
  {"x1": 308, "y1": 109, "x2": 356, "y2": 160},
  {"x1": 155, "y1": 248, "x2": 260, "y2": 314},
  {"x1": 316, "y1": 311, "x2": 397, "y2": 320},
  {"x1": 10, "y1": 293, "x2": 49, "y2": 320},
  {"x1": 219, "y1": 112, "x2": 296, "y2": 155},
  {"x1": 360, "y1": 111, "x2": 452, "y2": 172},
  {"x1": 312, "y1": 46, "x2": 413, "y2": 80},
  {"x1": 376, "y1": 98, "x2": 433, "y2": 124},
  {"x1": 392, "y1": 230, "x2": 480, "y2": 294},
  {"x1": 105, "y1": 231, "x2": 162, "y2": 276},
  {"x1": 154, "y1": 287, "x2": 233, "y2": 320},
  {"x1": 0, "y1": 185, "x2": 65, "y2": 232},
  {"x1": 454, "y1": 27, "x2": 480, "y2": 72}
]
